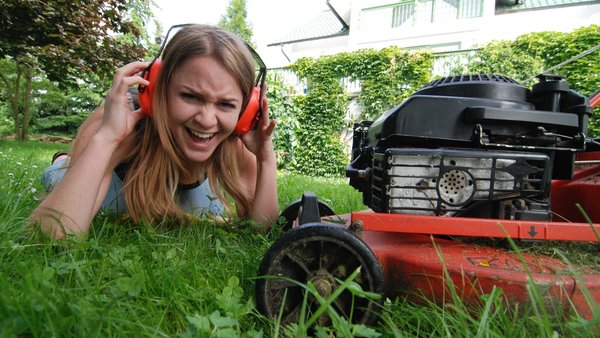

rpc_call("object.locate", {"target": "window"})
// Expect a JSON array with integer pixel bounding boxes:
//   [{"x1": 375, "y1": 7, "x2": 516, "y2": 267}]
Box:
[
  {"x1": 415, "y1": 0, "x2": 434, "y2": 25},
  {"x1": 458, "y1": 0, "x2": 483, "y2": 19},
  {"x1": 392, "y1": 2, "x2": 415, "y2": 28},
  {"x1": 389, "y1": 0, "x2": 483, "y2": 28}
]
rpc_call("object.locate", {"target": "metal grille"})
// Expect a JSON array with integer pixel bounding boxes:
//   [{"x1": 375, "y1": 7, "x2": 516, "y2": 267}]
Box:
[{"x1": 370, "y1": 148, "x2": 550, "y2": 216}]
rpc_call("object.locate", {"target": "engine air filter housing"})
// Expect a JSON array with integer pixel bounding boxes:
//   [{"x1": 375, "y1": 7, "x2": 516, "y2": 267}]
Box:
[{"x1": 370, "y1": 148, "x2": 550, "y2": 220}]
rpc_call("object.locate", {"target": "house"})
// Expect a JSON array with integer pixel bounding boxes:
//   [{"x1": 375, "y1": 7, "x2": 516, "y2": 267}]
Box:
[{"x1": 262, "y1": 0, "x2": 600, "y2": 76}]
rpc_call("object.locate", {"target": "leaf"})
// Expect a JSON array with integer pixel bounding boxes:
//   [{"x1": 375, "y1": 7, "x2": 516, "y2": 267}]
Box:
[
  {"x1": 222, "y1": 286, "x2": 233, "y2": 297},
  {"x1": 166, "y1": 248, "x2": 177, "y2": 259},
  {"x1": 41, "y1": 266, "x2": 56, "y2": 281},
  {"x1": 116, "y1": 271, "x2": 145, "y2": 297},
  {"x1": 209, "y1": 311, "x2": 237, "y2": 328},
  {"x1": 232, "y1": 287, "x2": 244, "y2": 298},
  {"x1": 351, "y1": 324, "x2": 382, "y2": 337},
  {"x1": 346, "y1": 280, "x2": 364, "y2": 295},
  {"x1": 215, "y1": 327, "x2": 238, "y2": 338},
  {"x1": 227, "y1": 276, "x2": 240, "y2": 287},
  {"x1": 186, "y1": 314, "x2": 211, "y2": 331},
  {"x1": 215, "y1": 239, "x2": 227, "y2": 254},
  {"x1": 245, "y1": 329, "x2": 264, "y2": 338}
]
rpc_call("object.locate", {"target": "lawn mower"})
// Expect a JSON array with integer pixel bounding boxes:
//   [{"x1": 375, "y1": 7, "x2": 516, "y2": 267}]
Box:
[{"x1": 255, "y1": 73, "x2": 600, "y2": 325}]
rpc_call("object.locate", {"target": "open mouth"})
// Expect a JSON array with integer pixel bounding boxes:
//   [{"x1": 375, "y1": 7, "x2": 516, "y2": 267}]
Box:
[{"x1": 187, "y1": 128, "x2": 214, "y2": 144}]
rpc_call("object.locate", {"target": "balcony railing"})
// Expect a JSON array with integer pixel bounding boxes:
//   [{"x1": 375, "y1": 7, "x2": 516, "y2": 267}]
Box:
[
  {"x1": 362, "y1": 0, "x2": 484, "y2": 31},
  {"x1": 394, "y1": 0, "x2": 484, "y2": 27}
]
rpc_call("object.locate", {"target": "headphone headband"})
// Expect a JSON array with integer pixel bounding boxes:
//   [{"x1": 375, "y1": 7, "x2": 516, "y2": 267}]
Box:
[{"x1": 140, "y1": 24, "x2": 267, "y2": 92}]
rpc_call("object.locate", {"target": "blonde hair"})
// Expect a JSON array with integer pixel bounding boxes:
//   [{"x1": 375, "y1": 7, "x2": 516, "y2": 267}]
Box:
[{"x1": 116, "y1": 24, "x2": 256, "y2": 225}]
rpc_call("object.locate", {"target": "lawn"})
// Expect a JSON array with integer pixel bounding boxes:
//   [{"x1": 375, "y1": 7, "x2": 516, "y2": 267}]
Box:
[{"x1": 0, "y1": 139, "x2": 598, "y2": 337}]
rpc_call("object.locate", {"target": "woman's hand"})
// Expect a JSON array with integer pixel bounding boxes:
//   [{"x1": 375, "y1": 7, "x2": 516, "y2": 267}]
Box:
[
  {"x1": 240, "y1": 89, "x2": 277, "y2": 162},
  {"x1": 99, "y1": 61, "x2": 150, "y2": 144}
]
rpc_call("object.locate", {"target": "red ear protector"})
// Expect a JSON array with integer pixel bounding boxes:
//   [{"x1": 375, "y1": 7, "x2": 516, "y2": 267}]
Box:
[
  {"x1": 234, "y1": 47, "x2": 266, "y2": 135},
  {"x1": 138, "y1": 58, "x2": 161, "y2": 116},
  {"x1": 138, "y1": 24, "x2": 267, "y2": 136}
]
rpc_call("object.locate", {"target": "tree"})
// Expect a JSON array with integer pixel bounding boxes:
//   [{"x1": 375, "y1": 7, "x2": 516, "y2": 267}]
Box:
[
  {"x1": 218, "y1": 0, "x2": 254, "y2": 46},
  {"x1": 0, "y1": 0, "x2": 148, "y2": 140}
]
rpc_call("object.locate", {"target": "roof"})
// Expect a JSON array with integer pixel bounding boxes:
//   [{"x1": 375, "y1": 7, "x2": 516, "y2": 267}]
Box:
[
  {"x1": 267, "y1": 9, "x2": 349, "y2": 46},
  {"x1": 496, "y1": 0, "x2": 600, "y2": 12}
]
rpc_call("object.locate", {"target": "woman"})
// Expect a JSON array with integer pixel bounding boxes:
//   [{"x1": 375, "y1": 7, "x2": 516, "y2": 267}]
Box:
[{"x1": 31, "y1": 24, "x2": 278, "y2": 238}]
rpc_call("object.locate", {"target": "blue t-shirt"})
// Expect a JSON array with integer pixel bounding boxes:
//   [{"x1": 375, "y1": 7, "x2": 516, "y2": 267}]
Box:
[{"x1": 41, "y1": 158, "x2": 224, "y2": 217}]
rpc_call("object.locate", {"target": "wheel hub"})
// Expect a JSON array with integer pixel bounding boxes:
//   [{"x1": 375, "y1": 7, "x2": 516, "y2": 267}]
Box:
[{"x1": 309, "y1": 273, "x2": 334, "y2": 298}]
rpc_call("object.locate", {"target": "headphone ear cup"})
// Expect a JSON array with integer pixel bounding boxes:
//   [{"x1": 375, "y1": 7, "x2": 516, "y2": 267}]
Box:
[
  {"x1": 234, "y1": 86, "x2": 261, "y2": 136},
  {"x1": 139, "y1": 59, "x2": 162, "y2": 116}
]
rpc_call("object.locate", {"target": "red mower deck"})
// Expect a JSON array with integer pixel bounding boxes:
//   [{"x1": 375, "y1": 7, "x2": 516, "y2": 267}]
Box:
[
  {"x1": 363, "y1": 227, "x2": 600, "y2": 320},
  {"x1": 321, "y1": 213, "x2": 600, "y2": 319}
]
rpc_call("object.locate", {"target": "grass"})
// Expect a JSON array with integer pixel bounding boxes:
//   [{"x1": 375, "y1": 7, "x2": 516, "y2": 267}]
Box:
[
  {"x1": 1, "y1": 139, "x2": 599, "y2": 337},
  {"x1": 276, "y1": 171, "x2": 365, "y2": 214}
]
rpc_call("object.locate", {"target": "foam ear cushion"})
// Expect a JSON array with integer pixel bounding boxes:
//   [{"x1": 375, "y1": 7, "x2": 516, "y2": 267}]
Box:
[
  {"x1": 234, "y1": 86, "x2": 261, "y2": 135},
  {"x1": 139, "y1": 59, "x2": 162, "y2": 116}
]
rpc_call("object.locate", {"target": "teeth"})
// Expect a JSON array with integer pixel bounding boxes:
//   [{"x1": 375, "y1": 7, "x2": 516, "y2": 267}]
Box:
[{"x1": 189, "y1": 129, "x2": 213, "y2": 139}]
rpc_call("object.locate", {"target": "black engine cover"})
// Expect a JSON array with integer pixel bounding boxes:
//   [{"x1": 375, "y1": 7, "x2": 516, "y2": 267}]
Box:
[
  {"x1": 347, "y1": 74, "x2": 593, "y2": 220},
  {"x1": 365, "y1": 75, "x2": 590, "y2": 156}
]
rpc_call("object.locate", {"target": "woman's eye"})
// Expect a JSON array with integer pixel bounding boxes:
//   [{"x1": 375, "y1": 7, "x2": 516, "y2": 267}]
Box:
[
  {"x1": 182, "y1": 93, "x2": 199, "y2": 101},
  {"x1": 219, "y1": 102, "x2": 237, "y2": 110}
]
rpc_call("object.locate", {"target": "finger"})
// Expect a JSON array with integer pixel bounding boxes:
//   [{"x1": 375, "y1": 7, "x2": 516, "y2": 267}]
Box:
[
  {"x1": 111, "y1": 75, "x2": 149, "y2": 98},
  {"x1": 122, "y1": 75, "x2": 150, "y2": 87},
  {"x1": 115, "y1": 61, "x2": 150, "y2": 77},
  {"x1": 261, "y1": 90, "x2": 269, "y2": 110},
  {"x1": 261, "y1": 97, "x2": 270, "y2": 125},
  {"x1": 264, "y1": 120, "x2": 276, "y2": 137},
  {"x1": 112, "y1": 62, "x2": 150, "y2": 89}
]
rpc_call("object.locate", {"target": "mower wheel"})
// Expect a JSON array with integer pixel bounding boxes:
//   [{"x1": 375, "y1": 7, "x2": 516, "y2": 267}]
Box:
[
  {"x1": 255, "y1": 223, "x2": 384, "y2": 326},
  {"x1": 278, "y1": 196, "x2": 335, "y2": 231}
]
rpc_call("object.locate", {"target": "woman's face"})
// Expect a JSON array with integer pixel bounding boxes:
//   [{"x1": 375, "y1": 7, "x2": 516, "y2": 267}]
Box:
[{"x1": 167, "y1": 55, "x2": 243, "y2": 163}]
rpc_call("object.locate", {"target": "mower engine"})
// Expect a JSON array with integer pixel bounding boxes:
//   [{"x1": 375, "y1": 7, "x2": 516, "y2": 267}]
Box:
[{"x1": 347, "y1": 74, "x2": 593, "y2": 221}]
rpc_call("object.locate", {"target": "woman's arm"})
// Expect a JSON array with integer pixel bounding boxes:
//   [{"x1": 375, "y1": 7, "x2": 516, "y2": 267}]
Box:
[
  {"x1": 239, "y1": 96, "x2": 278, "y2": 229},
  {"x1": 238, "y1": 139, "x2": 278, "y2": 228},
  {"x1": 29, "y1": 61, "x2": 149, "y2": 238},
  {"x1": 69, "y1": 104, "x2": 115, "y2": 213},
  {"x1": 31, "y1": 132, "x2": 119, "y2": 237}
]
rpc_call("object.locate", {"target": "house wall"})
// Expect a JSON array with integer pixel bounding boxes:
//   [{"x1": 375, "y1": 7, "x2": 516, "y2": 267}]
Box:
[
  {"x1": 264, "y1": 0, "x2": 600, "y2": 70},
  {"x1": 349, "y1": 0, "x2": 495, "y2": 52},
  {"x1": 482, "y1": 4, "x2": 600, "y2": 43}
]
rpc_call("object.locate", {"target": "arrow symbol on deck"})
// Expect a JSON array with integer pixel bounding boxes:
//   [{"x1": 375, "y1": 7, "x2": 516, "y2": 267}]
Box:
[{"x1": 528, "y1": 226, "x2": 538, "y2": 237}]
